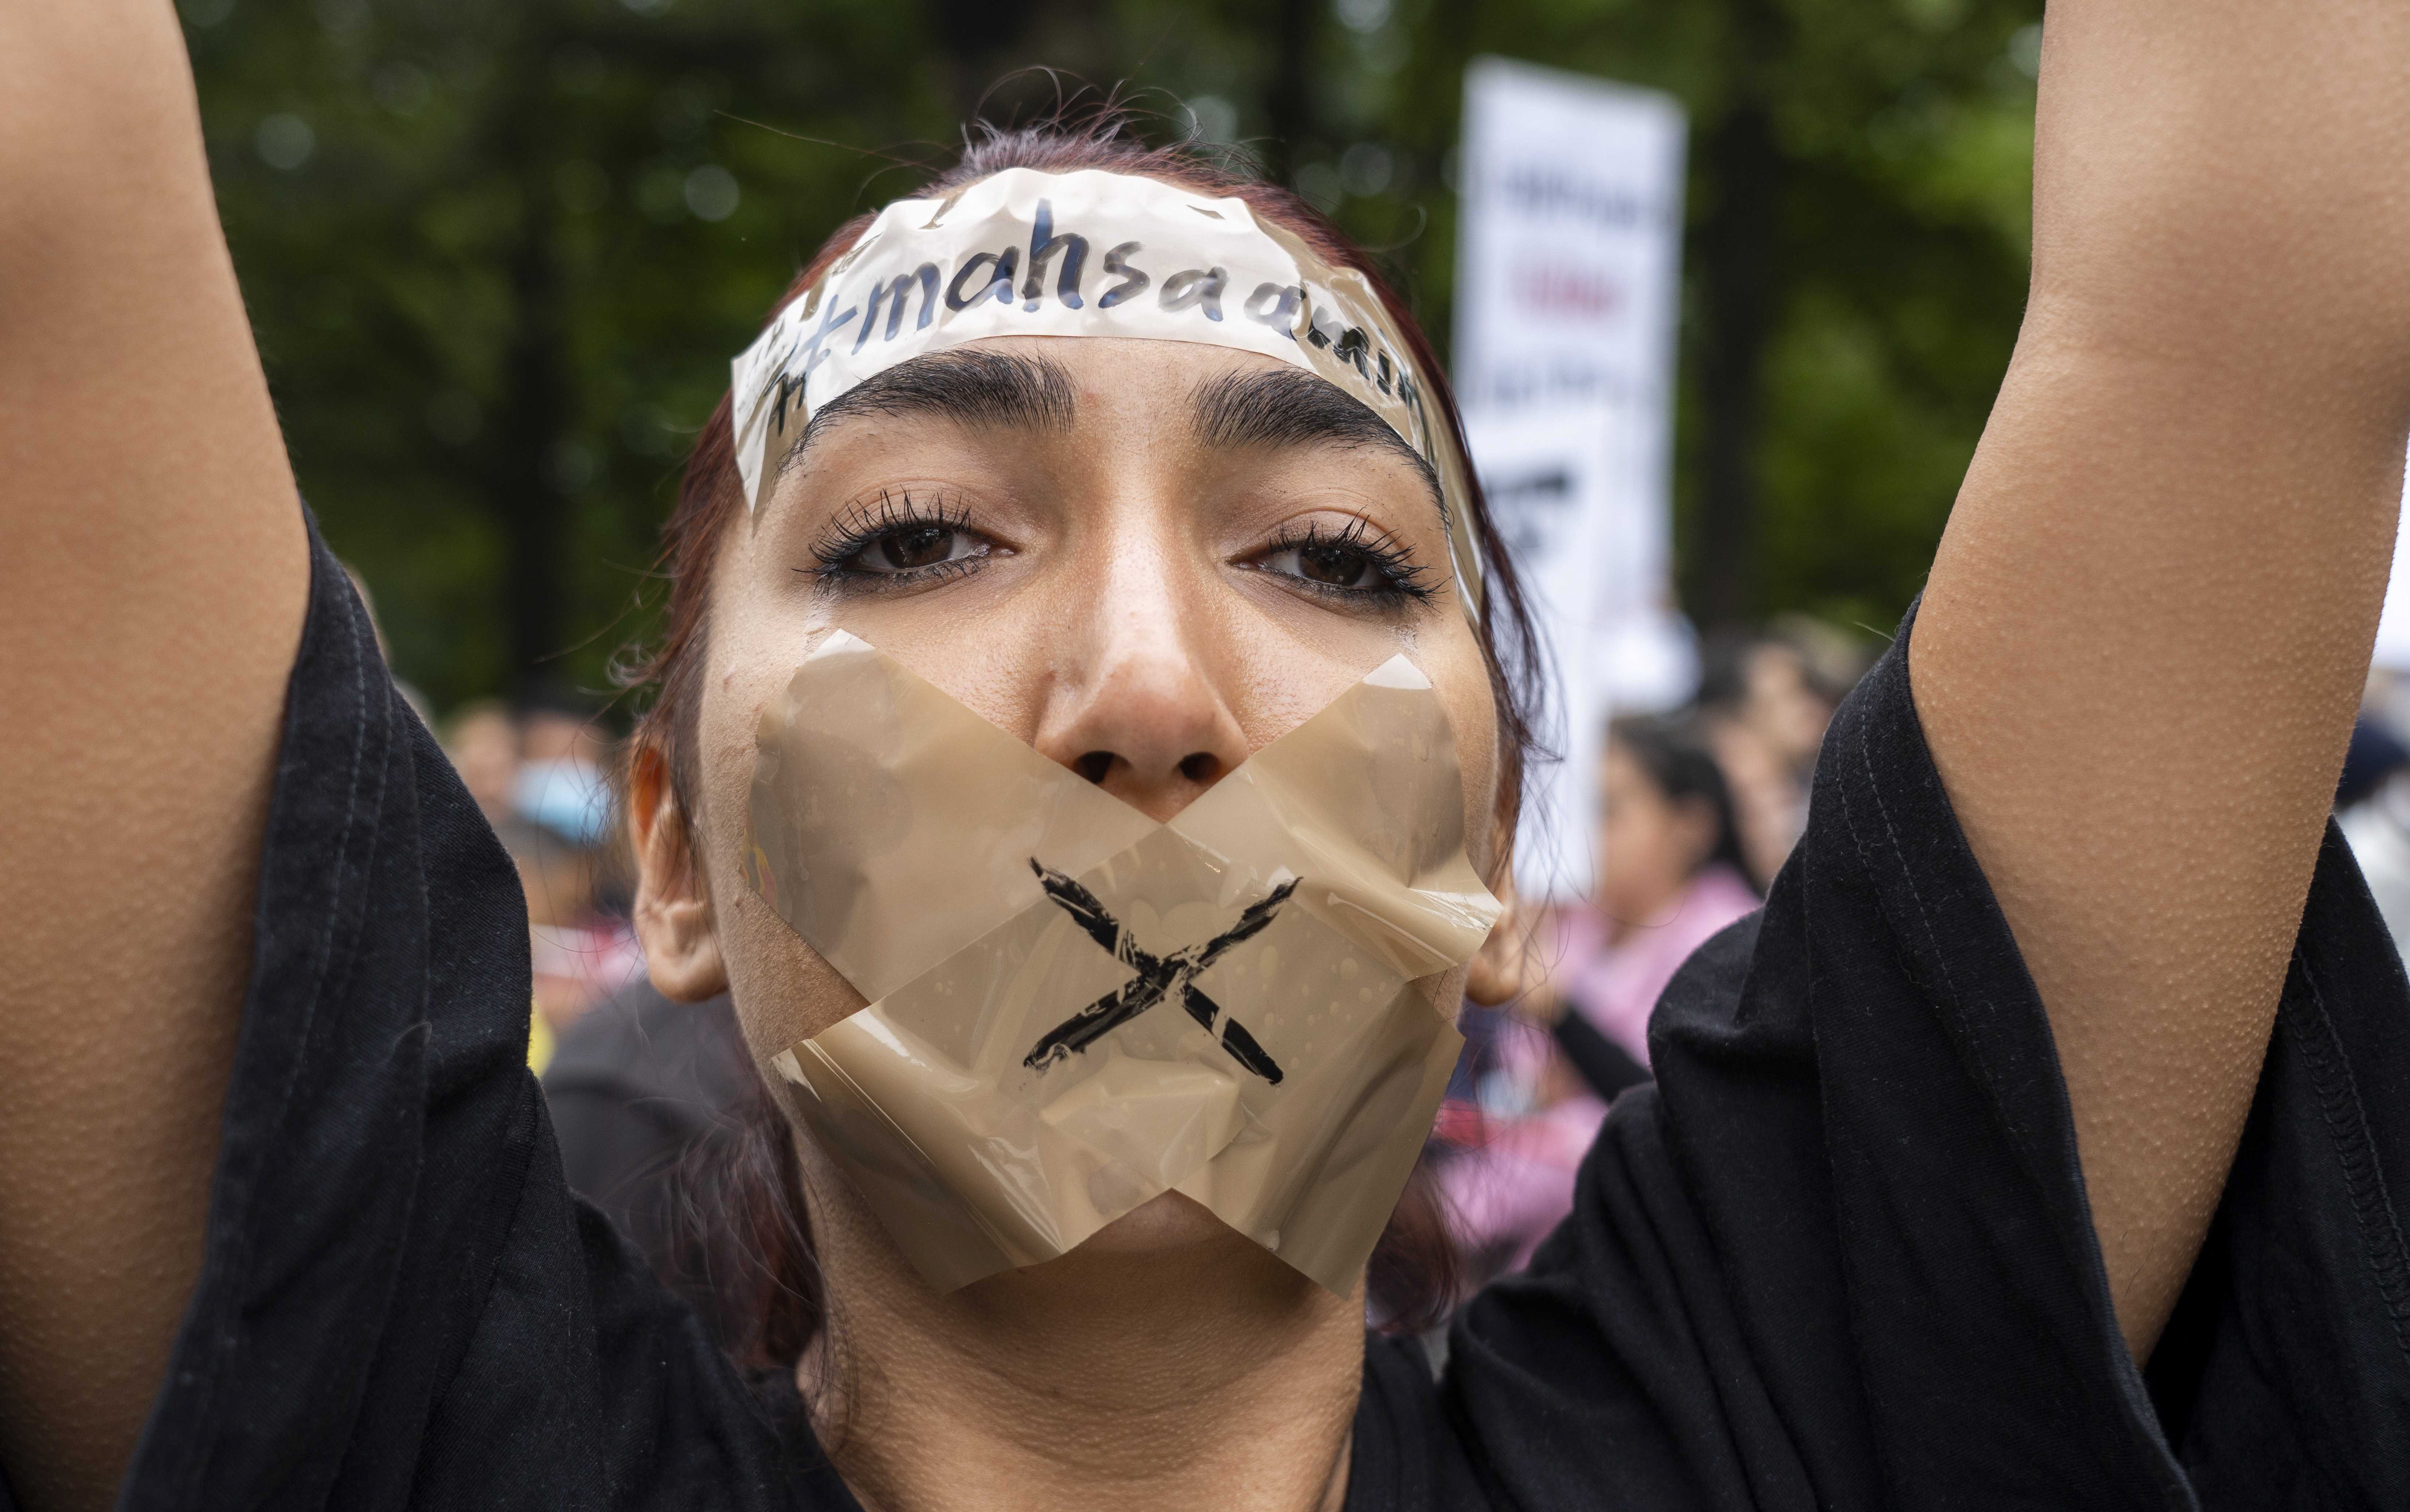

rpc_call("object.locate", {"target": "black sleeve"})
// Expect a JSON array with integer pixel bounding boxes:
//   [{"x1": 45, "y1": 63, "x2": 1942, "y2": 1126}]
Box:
[
  {"x1": 1398, "y1": 608, "x2": 2410, "y2": 1512},
  {"x1": 112, "y1": 519, "x2": 825, "y2": 1512},
  {"x1": 1550, "y1": 1010, "x2": 1651, "y2": 1101}
]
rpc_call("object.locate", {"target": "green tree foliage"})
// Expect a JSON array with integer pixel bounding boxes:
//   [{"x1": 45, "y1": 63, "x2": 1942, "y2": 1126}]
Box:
[
  {"x1": 1265, "y1": 0, "x2": 2044, "y2": 634},
  {"x1": 182, "y1": 0, "x2": 2040, "y2": 714},
  {"x1": 184, "y1": 0, "x2": 955, "y2": 710}
]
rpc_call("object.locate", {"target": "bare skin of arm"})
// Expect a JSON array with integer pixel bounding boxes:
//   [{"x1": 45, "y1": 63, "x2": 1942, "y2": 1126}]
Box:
[
  {"x1": 0, "y1": 4, "x2": 308, "y2": 1508},
  {"x1": 1913, "y1": 0, "x2": 2410, "y2": 1360}
]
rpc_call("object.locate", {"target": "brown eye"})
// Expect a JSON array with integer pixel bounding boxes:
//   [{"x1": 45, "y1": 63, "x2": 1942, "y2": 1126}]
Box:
[
  {"x1": 809, "y1": 495, "x2": 1002, "y2": 589},
  {"x1": 876, "y1": 525, "x2": 958, "y2": 570},
  {"x1": 1295, "y1": 541, "x2": 1376, "y2": 588},
  {"x1": 836, "y1": 521, "x2": 990, "y2": 577},
  {"x1": 1253, "y1": 521, "x2": 1424, "y2": 601}
]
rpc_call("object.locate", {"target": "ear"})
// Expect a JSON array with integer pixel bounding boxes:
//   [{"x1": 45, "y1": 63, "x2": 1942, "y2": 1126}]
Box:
[
  {"x1": 1463, "y1": 863, "x2": 1527, "y2": 1007},
  {"x1": 628, "y1": 742, "x2": 729, "y2": 1003}
]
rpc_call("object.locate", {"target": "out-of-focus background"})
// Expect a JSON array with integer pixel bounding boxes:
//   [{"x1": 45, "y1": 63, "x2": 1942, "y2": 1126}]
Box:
[{"x1": 184, "y1": 0, "x2": 2043, "y2": 717}]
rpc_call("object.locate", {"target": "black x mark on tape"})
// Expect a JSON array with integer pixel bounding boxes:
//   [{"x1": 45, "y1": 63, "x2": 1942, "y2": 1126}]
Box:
[{"x1": 1020, "y1": 859, "x2": 1295, "y2": 1084}]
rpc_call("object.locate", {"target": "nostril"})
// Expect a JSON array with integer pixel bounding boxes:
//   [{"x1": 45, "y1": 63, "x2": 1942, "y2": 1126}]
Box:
[
  {"x1": 1075, "y1": 751, "x2": 1114, "y2": 785},
  {"x1": 1178, "y1": 752, "x2": 1221, "y2": 785}
]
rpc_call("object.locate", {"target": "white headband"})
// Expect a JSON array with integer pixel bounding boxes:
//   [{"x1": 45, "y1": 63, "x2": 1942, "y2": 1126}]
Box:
[{"x1": 728, "y1": 167, "x2": 1484, "y2": 620}]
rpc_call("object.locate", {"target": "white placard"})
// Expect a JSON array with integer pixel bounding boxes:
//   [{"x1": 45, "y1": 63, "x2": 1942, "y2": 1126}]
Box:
[
  {"x1": 1454, "y1": 58, "x2": 1690, "y2": 899},
  {"x1": 1463, "y1": 405, "x2": 1616, "y2": 903},
  {"x1": 1454, "y1": 56, "x2": 1685, "y2": 575}
]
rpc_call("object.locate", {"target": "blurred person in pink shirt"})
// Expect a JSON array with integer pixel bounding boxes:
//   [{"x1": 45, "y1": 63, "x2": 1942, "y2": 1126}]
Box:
[
  {"x1": 1440, "y1": 716, "x2": 1761, "y2": 1281},
  {"x1": 1697, "y1": 618, "x2": 1868, "y2": 887},
  {"x1": 1555, "y1": 717, "x2": 1764, "y2": 1066}
]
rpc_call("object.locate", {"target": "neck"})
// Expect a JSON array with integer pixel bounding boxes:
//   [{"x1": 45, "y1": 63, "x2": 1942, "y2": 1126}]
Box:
[{"x1": 802, "y1": 1172, "x2": 1365, "y2": 1512}]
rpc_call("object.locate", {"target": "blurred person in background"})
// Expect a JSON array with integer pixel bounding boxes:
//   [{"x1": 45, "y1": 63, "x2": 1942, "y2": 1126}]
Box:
[
  {"x1": 1438, "y1": 716, "x2": 1759, "y2": 1281},
  {"x1": 1696, "y1": 616, "x2": 1871, "y2": 884},
  {"x1": 449, "y1": 694, "x2": 644, "y2": 1064},
  {"x1": 1549, "y1": 716, "x2": 1762, "y2": 1072},
  {"x1": 17, "y1": 9, "x2": 2410, "y2": 1510},
  {"x1": 514, "y1": 689, "x2": 614, "y2": 849},
  {"x1": 541, "y1": 977, "x2": 754, "y2": 1352},
  {"x1": 440, "y1": 698, "x2": 521, "y2": 825},
  {"x1": 2335, "y1": 713, "x2": 2410, "y2": 955},
  {"x1": 2334, "y1": 713, "x2": 2407, "y2": 814},
  {"x1": 495, "y1": 808, "x2": 637, "y2": 1064},
  {"x1": 516, "y1": 703, "x2": 645, "y2": 1058}
]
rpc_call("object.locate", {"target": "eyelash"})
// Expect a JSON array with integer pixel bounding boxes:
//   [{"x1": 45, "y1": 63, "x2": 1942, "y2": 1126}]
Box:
[
  {"x1": 1249, "y1": 517, "x2": 1436, "y2": 607},
  {"x1": 798, "y1": 495, "x2": 1433, "y2": 608},
  {"x1": 801, "y1": 491, "x2": 992, "y2": 593}
]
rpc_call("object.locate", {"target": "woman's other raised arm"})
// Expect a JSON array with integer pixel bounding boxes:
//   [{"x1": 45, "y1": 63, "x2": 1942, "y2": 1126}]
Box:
[
  {"x1": 1913, "y1": 0, "x2": 2410, "y2": 1359},
  {"x1": 0, "y1": 4, "x2": 307, "y2": 1505}
]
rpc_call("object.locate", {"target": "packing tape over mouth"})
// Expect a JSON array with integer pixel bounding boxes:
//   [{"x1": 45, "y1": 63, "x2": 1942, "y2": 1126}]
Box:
[
  {"x1": 728, "y1": 166, "x2": 1485, "y2": 622},
  {"x1": 746, "y1": 631, "x2": 1501, "y2": 1294}
]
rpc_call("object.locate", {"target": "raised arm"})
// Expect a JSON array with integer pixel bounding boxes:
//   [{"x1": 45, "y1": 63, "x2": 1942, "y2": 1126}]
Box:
[
  {"x1": 1913, "y1": 0, "x2": 2410, "y2": 1358},
  {"x1": 0, "y1": 4, "x2": 308, "y2": 1505}
]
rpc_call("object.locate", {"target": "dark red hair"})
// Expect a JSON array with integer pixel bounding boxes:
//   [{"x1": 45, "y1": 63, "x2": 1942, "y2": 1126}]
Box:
[{"x1": 620, "y1": 112, "x2": 1545, "y2": 1370}]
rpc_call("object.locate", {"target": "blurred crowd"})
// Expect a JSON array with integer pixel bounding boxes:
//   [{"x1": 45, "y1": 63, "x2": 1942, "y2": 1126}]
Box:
[
  {"x1": 2333, "y1": 670, "x2": 2410, "y2": 959},
  {"x1": 1424, "y1": 633, "x2": 2410, "y2": 1292},
  {"x1": 1433, "y1": 617, "x2": 1876, "y2": 1286},
  {"x1": 435, "y1": 693, "x2": 643, "y2": 1071}
]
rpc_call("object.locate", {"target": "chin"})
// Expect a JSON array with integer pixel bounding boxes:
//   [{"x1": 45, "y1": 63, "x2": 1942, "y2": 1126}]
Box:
[{"x1": 1071, "y1": 1191, "x2": 1245, "y2": 1257}]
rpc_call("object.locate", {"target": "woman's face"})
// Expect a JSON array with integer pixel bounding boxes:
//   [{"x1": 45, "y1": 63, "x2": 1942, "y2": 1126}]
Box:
[
  {"x1": 1594, "y1": 743, "x2": 1712, "y2": 926},
  {"x1": 653, "y1": 335, "x2": 1504, "y2": 1249}
]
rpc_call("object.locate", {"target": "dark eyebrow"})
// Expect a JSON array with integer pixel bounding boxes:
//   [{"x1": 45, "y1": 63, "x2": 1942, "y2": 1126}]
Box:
[
  {"x1": 777, "y1": 348, "x2": 1076, "y2": 482},
  {"x1": 1188, "y1": 368, "x2": 1444, "y2": 516}
]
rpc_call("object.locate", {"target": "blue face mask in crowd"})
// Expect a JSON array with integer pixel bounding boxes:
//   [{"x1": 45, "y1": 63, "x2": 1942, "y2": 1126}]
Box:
[{"x1": 514, "y1": 757, "x2": 611, "y2": 847}]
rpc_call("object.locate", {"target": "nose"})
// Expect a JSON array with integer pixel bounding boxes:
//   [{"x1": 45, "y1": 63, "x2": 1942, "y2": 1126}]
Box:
[{"x1": 1031, "y1": 539, "x2": 1252, "y2": 823}]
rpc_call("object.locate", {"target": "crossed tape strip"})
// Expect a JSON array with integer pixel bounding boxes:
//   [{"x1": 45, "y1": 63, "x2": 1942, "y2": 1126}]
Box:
[
  {"x1": 745, "y1": 633, "x2": 1503, "y2": 1013},
  {"x1": 746, "y1": 633, "x2": 1504, "y2": 1292},
  {"x1": 1021, "y1": 860, "x2": 1296, "y2": 1083}
]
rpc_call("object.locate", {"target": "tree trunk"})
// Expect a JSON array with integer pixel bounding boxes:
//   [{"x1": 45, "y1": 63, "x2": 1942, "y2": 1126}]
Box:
[
  {"x1": 497, "y1": 218, "x2": 570, "y2": 699},
  {"x1": 1264, "y1": 0, "x2": 1317, "y2": 184},
  {"x1": 488, "y1": 13, "x2": 574, "y2": 701},
  {"x1": 1689, "y1": 22, "x2": 1785, "y2": 631}
]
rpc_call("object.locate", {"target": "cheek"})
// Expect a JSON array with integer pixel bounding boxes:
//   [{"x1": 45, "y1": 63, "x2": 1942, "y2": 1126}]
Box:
[
  {"x1": 1625, "y1": 810, "x2": 1681, "y2": 870},
  {"x1": 711, "y1": 872, "x2": 868, "y2": 1062},
  {"x1": 692, "y1": 641, "x2": 873, "y2": 1062},
  {"x1": 1436, "y1": 659, "x2": 1507, "y2": 874}
]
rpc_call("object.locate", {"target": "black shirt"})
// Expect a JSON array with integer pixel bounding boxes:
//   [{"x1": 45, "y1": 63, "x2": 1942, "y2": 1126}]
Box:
[
  {"x1": 1550, "y1": 1006, "x2": 1652, "y2": 1102},
  {"x1": 79, "y1": 524, "x2": 2410, "y2": 1509},
  {"x1": 541, "y1": 981, "x2": 760, "y2": 1356}
]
